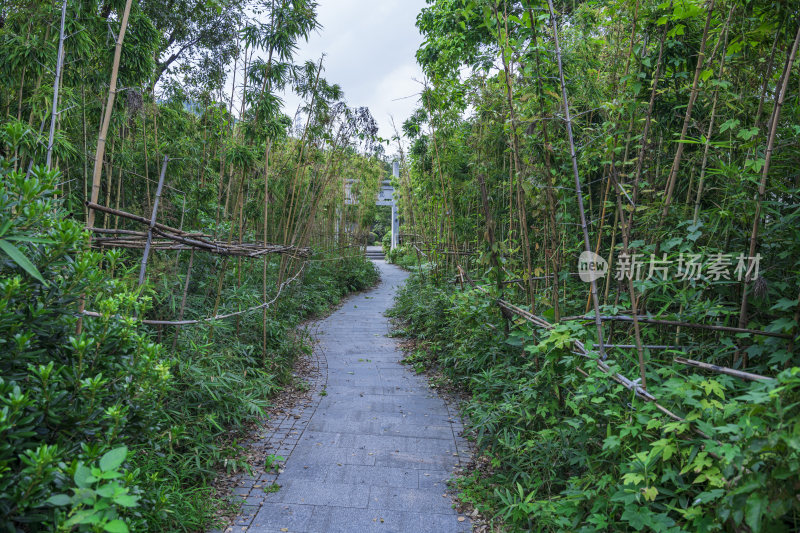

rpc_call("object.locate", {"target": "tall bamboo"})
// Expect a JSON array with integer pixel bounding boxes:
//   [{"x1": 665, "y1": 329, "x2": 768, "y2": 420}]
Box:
[
  {"x1": 45, "y1": 0, "x2": 67, "y2": 169},
  {"x1": 87, "y1": 0, "x2": 134, "y2": 230},
  {"x1": 547, "y1": 0, "x2": 607, "y2": 360},
  {"x1": 736, "y1": 21, "x2": 800, "y2": 364}
]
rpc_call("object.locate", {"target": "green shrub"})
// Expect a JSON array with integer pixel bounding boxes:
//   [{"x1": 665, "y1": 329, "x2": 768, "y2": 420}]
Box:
[
  {"x1": 391, "y1": 273, "x2": 800, "y2": 532},
  {"x1": 385, "y1": 244, "x2": 420, "y2": 270},
  {"x1": 0, "y1": 149, "x2": 382, "y2": 530},
  {"x1": 0, "y1": 158, "x2": 166, "y2": 530}
]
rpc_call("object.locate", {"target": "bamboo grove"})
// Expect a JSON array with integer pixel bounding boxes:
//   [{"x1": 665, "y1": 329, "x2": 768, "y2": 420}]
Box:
[
  {"x1": 0, "y1": 0, "x2": 386, "y2": 530},
  {"x1": 387, "y1": 0, "x2": 800, "y2": 531}
]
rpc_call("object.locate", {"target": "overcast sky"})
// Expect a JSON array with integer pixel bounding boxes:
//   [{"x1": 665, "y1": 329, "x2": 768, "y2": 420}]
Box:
[{"x1": 280, "y1": 0, "x2": 429, "y2": 150}]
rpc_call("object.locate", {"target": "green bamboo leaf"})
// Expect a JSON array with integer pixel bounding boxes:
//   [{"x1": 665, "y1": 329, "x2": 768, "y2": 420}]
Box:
[
  {"x1": 4, "y1": 235, "x2": 55, "y2": 244},
  {"x1": 0, "y1": 239, "x2": 46, "y2": 284}
]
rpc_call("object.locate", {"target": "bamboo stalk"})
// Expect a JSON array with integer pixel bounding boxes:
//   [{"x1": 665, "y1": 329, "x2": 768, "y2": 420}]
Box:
[
  {"x1": 172, "y1": 249, "x2": 195, "y2": 349},
  {"x1": 45, "y1": 0, "x2": 67, "y2": 169},
  {"x1": 495, "y1": 2, "x2": 535, "y2": 308},
  {"x1": 569, "y1": 314, "x2": 792, "y2": 340},
  {"x1": 87, "y1": 0, "x2": 134, "y2": 230},
  {"x1": 546, "y1": 0, "x2": 607, "y2": 360},
  {"x1": 661, "y1": 0, "x2": 716, "y2": 219},
  {"x1": 674, "y1": 357, "x2": 772, "y2": 381},
  {"x1": 138, "y1": 156, "x2": 168, "y2": 286},
  {"x1": 736, "y1": 21, "x2": 800, "y2": 364}
]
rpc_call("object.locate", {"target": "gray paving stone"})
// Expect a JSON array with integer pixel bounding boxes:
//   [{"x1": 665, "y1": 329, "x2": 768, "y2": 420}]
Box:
[
  {"x1": 410, "y1": 512, "x2": 472, "y2": 533},
  {"x1": 418, "y1": 470, "x2": 453, "y2": 489},
  {"x1": 374, "y1": 450, "x2": 460, "y2": 470},
  {"x1": 234, "y1": 504, "x2": 259, "y2": 526},
  {"x1": 250, "y1": 503, "x2": 314, "y2": 531},
  {"x1": 368, "y1": 486, "x2": 456, "y2": 513},
  {"x1": 306, "y1": 506, "x2": 415, "y2": 533},
  {"x1": 324, "y1": 464, "x2": 419, "y2": 488},
  {"x1": 272, "y1": 480, "x2": 370, "y2": 508},
  {"x1": 222, "y1": 262, "x2": 470, "y2": 532},
  {"x1": 287, "y1": 446, "x2": 377, "y2": 466}
]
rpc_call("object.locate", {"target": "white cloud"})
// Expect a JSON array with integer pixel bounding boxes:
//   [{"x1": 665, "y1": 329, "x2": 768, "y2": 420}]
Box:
[{"x1": 280, "y1": 0, "x2": 428, "y2": 149}]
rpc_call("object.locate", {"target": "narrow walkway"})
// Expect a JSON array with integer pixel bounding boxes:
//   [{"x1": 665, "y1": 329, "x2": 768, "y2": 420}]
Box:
[{"x1": 225, "y1": 261, "x2": 470, "y2": 533}]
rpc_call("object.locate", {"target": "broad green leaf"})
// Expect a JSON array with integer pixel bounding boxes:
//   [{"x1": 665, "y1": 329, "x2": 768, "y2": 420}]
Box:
[
  {"x1": 737, "y1": 127, "x2": 759, "y2": 141},
  {"x1": 113, "y1": 494, "x2": 140, "y2": 507},
  {"x1": 99, "y1": 446, "x2": 128, "y2": 473},
  {"x1": 0, "y1": 239, "x2": 46, "y2": 284},
  {"x1": 642, "y1": 486, "x2": 658, "y2": 501},
  {"x1": 65, "y1": 508, "x2": 99, "y2": 526},
  {"x1": 103, "y1": 519, "x2": 129, "y2": 533},
  {"x1": 95, "y1": 483, "x2": 116, "y2": 498},
  {"x1": 719, "y1": 118, "x2": 740, "y2": 133},
  {"x1": 772, "y1": 298, "x2": 798, "y2": 311},
  {"x1": 74, "y1": 463, "x2": 95, "y2": 488},
  {"x1": 745, "y1": 494, "x2": 767, "y2": 532},
  {"x1": 45, "y1": 494, "x2": 71, "y2": 506}
]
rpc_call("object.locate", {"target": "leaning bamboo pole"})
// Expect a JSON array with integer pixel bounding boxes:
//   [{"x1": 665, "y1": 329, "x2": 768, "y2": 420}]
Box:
[
  {"x1": 45, "y1": 0, "x2": 67, "y2": 169},
  {"x1": 736, "y1": 21, "x2": 800, "y2": 364},
  {"x1": 546, "y1": 0, "x2": 607, "y2": 360},
  {"x1": 84, "y1": 262, "x2": 307, "y2": 327},
  {"x1": 138, "y1": 157, "x2": 168, "y2": 286},
  {"x1": 567, "y1": 314, "x2": 793, "y2": 340},
  {"x1": 660, "y1": 0, "x2": 716, "y2": 220},
  {"x1": 78, "y1": 0, "x2": 134, "y2": 335},
  {"x1": 495, "y1": 2, "x2": 535, "y2": 308},
  {"x1": 87, "y1": 0, "x2": 134, "y2": 230}
]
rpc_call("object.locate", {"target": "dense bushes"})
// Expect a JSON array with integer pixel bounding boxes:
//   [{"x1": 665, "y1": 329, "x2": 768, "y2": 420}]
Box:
[
  {"x1": 0, "y1": 155, "x2": 379, "y2": 531},
  {"x1": 385, "y1": 244, "x2": 421, "y2": 270},
  {"x1": 391, "y1": 0, "x2": 800, "y2": 529},
  {"x1": 0, "y1": 160, "x2": 162, "y2": 530},
  {"x1": 390, "y1": 273, "x2": 800, "y2": 532}
]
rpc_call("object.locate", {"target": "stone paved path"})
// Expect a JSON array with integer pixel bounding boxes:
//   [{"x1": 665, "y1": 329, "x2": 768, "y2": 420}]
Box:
[{"x1": 224, "y1": 260, "x2": 471, "y2": 533}]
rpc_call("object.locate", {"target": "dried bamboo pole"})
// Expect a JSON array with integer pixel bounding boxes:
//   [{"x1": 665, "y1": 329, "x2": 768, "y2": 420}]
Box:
[
  {"x1": 546, "y1": 0, "x2": 606, "y2": 360},
  {"x1": 86, "y1": 203, "x2": 204, "y2": 236},
  {"x1": 736, "y1": 21, "x2": 800, "y2": 364},
  {"x1": 84, "y1": 262, "x2": 307, "y2": 327},
  {"x1": 458, "y1": 265, "x2": 721, "y2": 442},
  {"x1": 45, "y1": 0, "x2": 67, "y2": 169},
  {"x1": 87, "y1": 0, "x2": 134, "y2": 230},
  {"x1": 569, "y1": 314, "x2": 792, "y2": 340},
  {"x1": 88, "y1": 209, "x2": 313, "y2": 260},
  {"x1": 138, "y1": 156, "x2": 168, "y2": 286},
  {"x1": 674, "y1": 357, "x2": 772, "y2": 382},
  {"x1": 660, "y1": 0, "x2": 716, "y2": 219}
]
